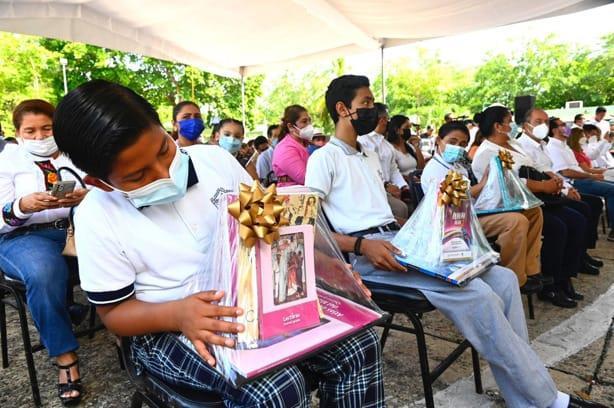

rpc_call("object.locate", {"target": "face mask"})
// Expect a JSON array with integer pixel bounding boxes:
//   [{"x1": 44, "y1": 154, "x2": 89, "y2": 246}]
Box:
[
  {"x1": 219, "y1": 135, "x2": 242, "y2": 154},
  {"x1": 562, "y1": 126, "x2": 571, "y2": 137},
  {"x1": 529, "y1": 123, "x2": 549, "y2": 140},
  {"x1": 297, "y1": 124, "x2": 315, "y2": 141},
  {"x1": 347, "y1": 107, "x2": 378, "y2": 136},
  {"x1": 402, "y1": 128, "x2": 412, "y2": 141},
  {"x1": 21, "y1": 136, "x2": 58, "y2": 157},
  {"x1": 178, "y1": 118, "x2": 205, "y2": 141},
  {"x1": 271, "y1": 138, "x2": 279, "y2": 148},
  {"x1": 441, "y1": 143, "x2": 466, "y2": 163},
  {"x1": 579, "y1": 137, "x2": 587, "y2": 145},
  {"x1": 110, "y1": 148, "x2": 189, "y2": 208},
  {"x1": 588, "y1": 136, "x2": 598, "y2": 144}
]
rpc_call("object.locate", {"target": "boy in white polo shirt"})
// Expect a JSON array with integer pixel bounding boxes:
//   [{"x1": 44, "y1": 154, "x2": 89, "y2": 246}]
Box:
[
  {"x1": 53, "y1": 80, "x2": 384, "y2": 407},
  {"x1": 305, "y1": 75, "x2": 604, "y2": 408}
]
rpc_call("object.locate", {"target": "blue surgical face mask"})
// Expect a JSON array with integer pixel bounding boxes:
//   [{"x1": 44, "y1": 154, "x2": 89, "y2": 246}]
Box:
[
  {"x1": 219, "y1": 135, "x2": 242, "y2": 154},
  {"x1": 108, "y1": 147, "x2": 190, "y2": 208},
  {"x1": 271, "y1": 138, "x2": 279, "y2": 148},
  {"x1": 178, "y1": 118, "x2": 204, "y2": 141},
  {"x1": 441, "y1": 143, "x2": 466, "y2": 163}
]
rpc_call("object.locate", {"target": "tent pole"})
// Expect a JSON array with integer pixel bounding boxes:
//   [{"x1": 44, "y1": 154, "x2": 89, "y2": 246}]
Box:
[
  {"x1": 380, "y1": 46, "x2": 385, "y2": 104},
  {"x1": 240, "y1": 67, "x2": 246, "y2": 128}
]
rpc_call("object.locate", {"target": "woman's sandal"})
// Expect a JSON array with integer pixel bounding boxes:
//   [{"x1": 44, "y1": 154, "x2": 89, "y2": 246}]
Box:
[{"x1": 56, "y1": 359, "x2": 83, "y2": 406}]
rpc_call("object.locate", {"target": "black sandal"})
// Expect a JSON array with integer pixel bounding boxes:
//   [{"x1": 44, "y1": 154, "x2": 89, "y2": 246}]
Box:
[{"x1": 56, "y1": 359, "x2": 83, "y2": 406}]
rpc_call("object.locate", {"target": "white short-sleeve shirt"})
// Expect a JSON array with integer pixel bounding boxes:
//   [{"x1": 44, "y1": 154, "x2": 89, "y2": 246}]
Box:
[
  {"x1": 545, "y1": 137, "x2": 584, "y2": 174},
  {"x1": 305, "y1": 137, "x2": 395, "y2": 235},
  {"x1": 75, "y1": 145, "x2": 252, "y2": 305},
  {"x1": 357, "y1": 131, "x2": 408, "y2": 188},
  {"x1": 471, "y1": 139, "x2": 535, "y2": 181}
]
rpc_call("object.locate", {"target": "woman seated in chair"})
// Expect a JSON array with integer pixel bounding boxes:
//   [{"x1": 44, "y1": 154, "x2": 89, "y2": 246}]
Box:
[
  {"x1": 0, "y1": 99, "x2": 88, "y2": 405},
  {"x1": 53, "y1": 80, "x2": 384, "y2": 407}
]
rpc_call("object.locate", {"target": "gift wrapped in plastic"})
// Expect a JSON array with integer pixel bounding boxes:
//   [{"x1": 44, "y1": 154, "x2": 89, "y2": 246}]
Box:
[
  {"x1": 392, "y1": 170, "x2": 500, "y2": 286},
  {"x1": 185, "y1": 181, "x2": 384, "y2": 387},
  {"x1": 474, "y1": 150, "x2": 543, "y2": 215}
]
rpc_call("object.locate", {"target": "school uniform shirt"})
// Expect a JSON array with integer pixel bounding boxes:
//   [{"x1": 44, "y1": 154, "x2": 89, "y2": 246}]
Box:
[
  {"x1": 357, "y1": 131, "x2": 408, "y2": 188},
  {"x1": 256, "y1": 146, "x2": 275, "y2": 182},
  {"x1": 471, "y1": 138, "x2": 534, "y2": 181},
  {"x1": 0, "y1": 143, "x2": 85, "y2": 234},
  {"x1": 75, "y1": 145, "x2": 252, "y2": 305},
  {"x1": 583, "y1": 140, "x2": 614, "y2": 168},
  {"x1": 421, "y1": 153, "x2": 470, "y2": 195},
  {"x1": 305, "y1": 137, "x2": 395, "y2": 235},
  {"x1": 590, "y1": 119, "x2": 611, "y2": 138}
]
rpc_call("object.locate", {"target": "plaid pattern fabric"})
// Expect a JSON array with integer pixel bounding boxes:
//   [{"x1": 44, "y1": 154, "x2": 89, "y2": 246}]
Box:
[{"x1": 131, "y1": 328, "x2": 384, "y2": 407}]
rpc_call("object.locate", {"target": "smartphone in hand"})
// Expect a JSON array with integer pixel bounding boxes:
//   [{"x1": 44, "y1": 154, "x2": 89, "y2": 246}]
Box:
[{"x1": 50, "y1": 181, "x2": 76, "y2": 199}]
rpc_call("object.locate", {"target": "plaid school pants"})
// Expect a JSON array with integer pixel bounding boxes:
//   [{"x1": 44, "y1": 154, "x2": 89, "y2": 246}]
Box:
[{"x1": 131, "y1": 328, "x2": 384, "y2": 407}]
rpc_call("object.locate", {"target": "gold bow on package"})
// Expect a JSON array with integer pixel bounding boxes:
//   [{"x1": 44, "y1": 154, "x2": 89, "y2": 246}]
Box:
[
  {"x1": 228, "y1": 181, "x2": 289, "y2": 247},
  {"x1": 498, "y1": 150, "x2": 514, "y2": 170},
  {"x1": 438, "y1": 171, "x2": 469, "y2": 207}
]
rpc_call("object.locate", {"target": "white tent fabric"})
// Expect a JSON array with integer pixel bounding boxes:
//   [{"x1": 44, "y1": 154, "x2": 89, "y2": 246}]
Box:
[{"x1": 0, "y1": 0, "x2": 610, "y2": 78}]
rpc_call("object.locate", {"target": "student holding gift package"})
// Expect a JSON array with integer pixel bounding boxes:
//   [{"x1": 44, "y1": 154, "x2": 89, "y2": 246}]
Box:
[{"x1": 53, "y1": 79, "x2": 384, "y2": 408}]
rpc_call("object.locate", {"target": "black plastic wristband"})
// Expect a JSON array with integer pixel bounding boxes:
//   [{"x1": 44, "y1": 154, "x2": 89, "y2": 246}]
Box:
[{"x1": 354, "y1": 237, "x2": 364, "y2": 256}]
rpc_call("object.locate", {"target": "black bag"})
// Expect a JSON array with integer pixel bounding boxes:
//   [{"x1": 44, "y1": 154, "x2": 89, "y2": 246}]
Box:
[{"x1": 518, "y1": 165, "x2": 566, "y2": 207}]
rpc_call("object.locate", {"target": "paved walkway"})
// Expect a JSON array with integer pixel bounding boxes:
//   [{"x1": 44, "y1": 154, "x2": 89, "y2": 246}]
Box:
[{"x1": 1, "y1": 237, "x2": 612, "y2": 407}]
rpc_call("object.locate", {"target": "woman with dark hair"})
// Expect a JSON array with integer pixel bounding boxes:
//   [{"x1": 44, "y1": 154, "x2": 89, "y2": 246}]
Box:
[
  {"x1": 52, "y1": 79, "x2": 383, "y2": 407},
  {"x1": 0, "y1": 99, "x2": 88, "y2": 405},
  {"x1": 421, "y1": 121, "x2": 544, "y2": 290},
  {"x1": 386, "y1": 114, "x2": 425, "y2": 176},
  {"x1": 213, "y1": 118, "x2": 258, "y2": 179},
  {"x1": 272, "y1": 105, "x2": 313, "y2": 186},
  {"x1": 472, "y1": 106, "x2": 591, "y2": 308},
  {"x1": 172, "y1": 101, "x2": 204, "y2": 147}
]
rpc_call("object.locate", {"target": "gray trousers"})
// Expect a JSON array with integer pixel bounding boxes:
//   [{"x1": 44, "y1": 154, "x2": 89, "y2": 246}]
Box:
[{"x1": 352, "y1": 231, "x2": 558, "y2": 408}]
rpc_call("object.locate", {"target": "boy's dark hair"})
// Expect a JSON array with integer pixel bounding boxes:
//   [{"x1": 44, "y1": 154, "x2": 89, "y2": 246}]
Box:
[
  {"x1": 582, "y1": 124, "x2": 599, "y2": 134},
  {"x1": 53, "y1": 80, "x2": 162, "y2": 179},
  {"x1": 475, "y1": 106, "x2": 511, "y2": 138},
  {"x1": 596, "y1": 106, "x2": 606, "y2": 114},
  {"x1": 218, "y1": 118, "x2": 244, "y2": 134},
  {"x1": 253, "y1": 135, "x2": 268, "y2": 148},
  {"x1": 13, "y1": 99, "x2": 55, "y2": 130},
  {"x1": 574, "y1": 113, "x2": 584, "y2": 122},
  {"x1": 437, "y1": 121, "x2": 470, "y2": 140},
  {"x1": 374, "y1": 102, "x2": 388, "y2": 118},
  {"x1": 325, "y1": 75, "x2": 370, "y2": 124},
  {"x1": 267, "y1": 124, "x2": 280, "y2": 138}
]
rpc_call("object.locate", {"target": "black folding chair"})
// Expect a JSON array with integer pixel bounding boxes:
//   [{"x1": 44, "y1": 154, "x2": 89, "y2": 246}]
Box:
[{"x1": 0, "y1": 257, "x2": 100, "y2": 406}]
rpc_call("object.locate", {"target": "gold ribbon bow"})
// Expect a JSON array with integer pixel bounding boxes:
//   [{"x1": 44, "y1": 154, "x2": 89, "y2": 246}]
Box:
[
  {"x1": 228, "y1": 181, "x2": 288, "y2": 247},
  {"x1": 498, "y1": 150, "x2": 514, "y2": 170},
  {"x1": 438, "y1": 171, "x2": 469, "y2": 207}
]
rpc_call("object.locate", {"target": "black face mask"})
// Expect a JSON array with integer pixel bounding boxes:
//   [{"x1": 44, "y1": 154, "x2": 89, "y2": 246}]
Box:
[
  {"x1": 402, "y1": 128, "x2": 412, "y2": 141},
  {"x1": 346, "y1": 107, "x2": 379, "y2": 136}
]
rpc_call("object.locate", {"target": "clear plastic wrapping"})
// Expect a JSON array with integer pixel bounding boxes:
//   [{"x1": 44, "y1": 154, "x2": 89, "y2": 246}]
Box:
[
  {"x1": 186, "y1": 183, "x2": 383, "y2": 387},
  {"x1": 392, "y1": 170, "x2": 500, "y2": 286},
  {"x1": 474, "y1": 151, "x2": 543, "y2": 215}
]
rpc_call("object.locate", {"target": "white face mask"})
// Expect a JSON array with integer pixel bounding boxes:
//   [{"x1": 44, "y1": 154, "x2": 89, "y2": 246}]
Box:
[
  {"x1": 588, "y1": 135, "x2": 598, "y2": 144},
  {"x1": 21, "y1": 136, "x2": 58, "y2": 157},
  {"x1": 297, "y1": 124, "x2": 315, "y2": 141},
  {"x1": 529, "y1": 123, "x2": 549, "y2": 140},
  {"x1": 579, "y1": 137, "x2": 587, "y2": 145}
]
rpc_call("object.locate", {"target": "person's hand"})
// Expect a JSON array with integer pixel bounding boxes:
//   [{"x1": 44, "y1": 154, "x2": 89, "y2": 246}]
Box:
[
  {"x1": 592, "y1": 173, "x2": 605, "y2": 181},
  {"x1": 386, "y1": 184, "x2": 401, "y2": 198},
  {"x1": 175, "y1": 291, "x2": 244, "y2": 366},
  {"x1": 351, "y1": 270, "x2": 372, "y2": 298},
  {"x1": 541, "y1": 179, "x2": 560, "y2": 194},
  {"x1": 57, "y1": 188, "x2": 88, "y2": 208},
  {"x1": 409, "y1": 136, "x2": 421, "y2": 148},
  {"x1": 18, "y1": 192, "x2": 60, "y2": 214},
  {"x1": 566, "y1": 188, "x2": 581, "y2": 201},
  {"x1": 360, "y1": 239, "x2": 406, "y2": 272}
]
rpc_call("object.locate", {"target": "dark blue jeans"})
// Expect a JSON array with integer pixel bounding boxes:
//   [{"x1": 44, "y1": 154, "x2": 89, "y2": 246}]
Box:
[
  {"x1": 0, "y1": 229, "x2": 78, "y2": 357},
  {"x1": 574, "y1": 179, "x2": 614, "y2": 226}
]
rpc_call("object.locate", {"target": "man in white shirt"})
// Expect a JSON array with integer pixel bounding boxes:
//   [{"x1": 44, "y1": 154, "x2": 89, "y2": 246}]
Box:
[
  {"x1": 590, "y1": 106, "x2": 610, "y2": 138},
  {"x1": 545, "y1": 117, "x2": 614, "y2": 242},
  {"x1": 358, "y1": 102, "x2": 409, "y2": 219},
  {"x1": 305, "y1": 74, "x2": 601, "y2": 408},
  {"x1": 518, "y1": 108, "x2": 604, "y2": 267},
  {"x1": 571, "y1": 114, "x2": 584, "y2": 130},
  {"x1": 582, "y1": 124, "x2": 614, "y2": 168},
  {"x1": 53, "y1": 80, "x2": 384, "y2": 407}
]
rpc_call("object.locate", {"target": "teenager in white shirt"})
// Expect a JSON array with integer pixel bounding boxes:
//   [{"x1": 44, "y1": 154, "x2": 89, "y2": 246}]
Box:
[
  {"x1": 357, "y1": 103, "x2": 409, "y2": 219},
  {"x1": 591, "y1": 106, "x2": 610, "y2": 138},
  {"x1": 53, "y1": 80, "x2": 384, "y2": 407},
  {"x1": 582, "y1": 124, "x2": 614, "y2": 168},
  {"x1": 305, "y1": 74, "x2": 603, "y2": 408},
  {"x1": 0, "y1": 100, "x2": 88, "y2": 405}
]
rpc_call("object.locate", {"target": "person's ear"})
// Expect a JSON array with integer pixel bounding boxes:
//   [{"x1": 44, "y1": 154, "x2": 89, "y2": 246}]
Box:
[
  {"x1": 84, "y1": 176, "x2": 113, "y2": 192},
  {"x1": 335, "y1": 102, "x2": 350, "y2": 120}
]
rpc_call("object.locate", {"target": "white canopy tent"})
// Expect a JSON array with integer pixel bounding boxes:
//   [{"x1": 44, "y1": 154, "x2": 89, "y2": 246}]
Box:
[{"x1": 0, "y1": 0, "x2": 611, "y2": 121}]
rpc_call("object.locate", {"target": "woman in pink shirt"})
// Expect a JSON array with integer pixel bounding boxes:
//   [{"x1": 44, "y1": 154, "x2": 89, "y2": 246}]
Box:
[{"x1": 272, "y1": 105, "x2": 314, "y2": 186}]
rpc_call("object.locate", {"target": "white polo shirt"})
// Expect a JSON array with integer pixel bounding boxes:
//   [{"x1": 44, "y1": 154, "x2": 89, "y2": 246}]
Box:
[
  {"x1": 357, "y1": 131, "x2": 408, "y2": 188},
  {"x1": 305, "y1": 137, "x2": 395, "y2": 235},
  {"x1": 75, "y1": 145, "x2": 252, "y2": 305},
  {"x1": 584, "y1": 140, "x2": 614, "y2": 168},
  {"x1": 471, "y1": 139, "x2": 534, "y2": 181},
  {"x1": 545, "y1": 137, "x2": 584, "y2": 174}
]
